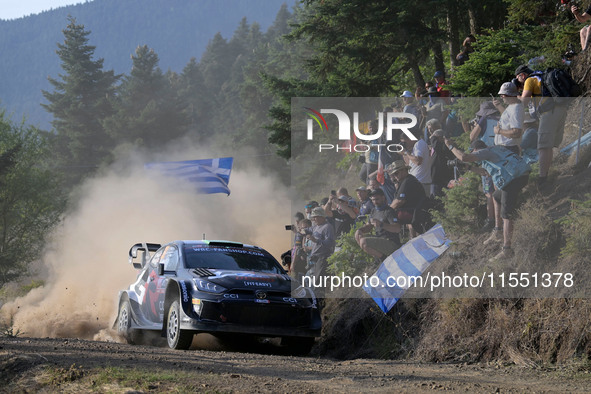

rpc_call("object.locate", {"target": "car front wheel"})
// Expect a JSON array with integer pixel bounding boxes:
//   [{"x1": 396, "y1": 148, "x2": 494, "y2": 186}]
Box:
[{"x1": 166, "y1": 300, "x2": 193, "y2": 350}]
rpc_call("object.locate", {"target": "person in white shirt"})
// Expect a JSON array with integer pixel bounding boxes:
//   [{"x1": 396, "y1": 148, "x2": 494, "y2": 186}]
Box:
[
  {"x1": 492, "y1": 82, "x2": 524, "y2": 155},
  {"x1": 400, "y1": 133, "x2": 432, "y2": 197}
]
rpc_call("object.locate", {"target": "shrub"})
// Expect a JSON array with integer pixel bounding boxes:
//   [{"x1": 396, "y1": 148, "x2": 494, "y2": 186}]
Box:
[
  {"x1": 327, "y1": 222, "x2": 374, "y2": 276},
  {"x1": 555, "y1": 194, "x2": 591, "y2": 260},
  {"x1": 431, "y1": 171, "x2": 482, "y2": 236}
]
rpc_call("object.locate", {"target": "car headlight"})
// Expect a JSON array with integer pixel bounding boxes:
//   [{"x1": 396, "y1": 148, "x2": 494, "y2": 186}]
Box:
[{"x1": 194, "y1": 279, "x2": 226, "y2": 294}]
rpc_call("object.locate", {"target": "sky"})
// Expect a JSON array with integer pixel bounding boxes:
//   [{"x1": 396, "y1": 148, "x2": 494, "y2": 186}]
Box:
[{"x1": 0, "y1": 0, "x2": 86, "y2": 20}]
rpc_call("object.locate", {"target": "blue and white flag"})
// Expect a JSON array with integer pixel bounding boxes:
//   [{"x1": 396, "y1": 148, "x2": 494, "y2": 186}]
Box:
[
  {"x1": 363, "y1": 224, "x2": 451, "y2": 313},
  {"x1": 145, "y1": 157, "x2": 233, "y2": 195}
]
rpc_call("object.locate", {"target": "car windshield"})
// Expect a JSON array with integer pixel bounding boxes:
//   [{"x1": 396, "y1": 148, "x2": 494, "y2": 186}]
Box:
[{"x1": 184, "y1": 245, "x2": 284, "y2": 273}]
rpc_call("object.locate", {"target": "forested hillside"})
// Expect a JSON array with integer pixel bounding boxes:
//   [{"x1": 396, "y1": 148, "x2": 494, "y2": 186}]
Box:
[
  {"x1": 1, "y1": 0, "x2": 591, "y2": 367},
  {"x1": 0, "y1": 0, "x2": 295, "y2": 128}
]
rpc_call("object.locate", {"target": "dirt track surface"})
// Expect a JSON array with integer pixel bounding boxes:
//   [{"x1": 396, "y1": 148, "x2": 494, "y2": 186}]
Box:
[{"x1": 1, "y1": 336, "x2": 590, "y2": 393}]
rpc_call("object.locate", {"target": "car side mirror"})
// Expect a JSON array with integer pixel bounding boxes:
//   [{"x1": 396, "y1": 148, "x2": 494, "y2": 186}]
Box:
[{"x1": 158, "y1": 263, "x2": 165, "y2": 276}]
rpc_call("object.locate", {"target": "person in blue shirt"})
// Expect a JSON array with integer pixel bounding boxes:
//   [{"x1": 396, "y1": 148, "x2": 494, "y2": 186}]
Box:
[{"x1": 444, "y1": 138, "x2": 530, "y2": 262}]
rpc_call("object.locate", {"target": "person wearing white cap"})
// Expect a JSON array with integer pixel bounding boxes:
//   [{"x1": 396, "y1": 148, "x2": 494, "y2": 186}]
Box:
[
  {"x1": 355, "y1": 186, "x2": 375, "y2": 218},
  {"x1": 491, "y1": 82, "x2": 524, "y2": 155},
  {"x1": 401, "y1": 90, "x2": 422, "y2": 137}
]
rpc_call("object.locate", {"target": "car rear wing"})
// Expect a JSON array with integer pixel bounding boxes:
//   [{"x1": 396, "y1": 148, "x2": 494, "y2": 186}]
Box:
[{"x1": 128, "y1": 243, "x2": 161, "y2": 269}]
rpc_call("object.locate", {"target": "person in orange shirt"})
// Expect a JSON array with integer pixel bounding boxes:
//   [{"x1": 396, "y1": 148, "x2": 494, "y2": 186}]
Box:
[{"x1": 515, "y1": 65, "x2": 568, "y2": 187}]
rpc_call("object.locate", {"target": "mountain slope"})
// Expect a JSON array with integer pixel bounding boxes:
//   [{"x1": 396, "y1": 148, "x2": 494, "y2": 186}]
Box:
[{"x1": 0, "y1": 0, "x2": 295, "y2": 128}]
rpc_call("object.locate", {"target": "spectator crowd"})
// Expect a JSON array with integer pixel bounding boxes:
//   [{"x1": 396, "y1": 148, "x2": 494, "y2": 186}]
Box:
[{"x1": 283, "y1": 15, "x2": 586, "y2": 283}]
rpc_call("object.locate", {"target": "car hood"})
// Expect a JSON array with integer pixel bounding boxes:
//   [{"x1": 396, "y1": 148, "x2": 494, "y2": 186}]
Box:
[{"x1": 192, "y1": 269, "x2": 292, "y2": 292}]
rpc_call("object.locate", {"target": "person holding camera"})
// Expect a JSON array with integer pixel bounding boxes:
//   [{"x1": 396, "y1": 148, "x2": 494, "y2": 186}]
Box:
[
  {"x1": 429, "y1": 129, "x2": 455, "y2": 198},
  {"x1": 355, "y1": 188, "x2": 401, "y2": 262},
  {"x1": 444, "y1": 138, "x2": 531, "y2": 262},
  {"x1": 323, "y1": 187, "x2": 358, "y2": 237},
  {"x1": 305, "y1": 207, "x2": 336, "y2": 278},
  {"x1": 287, "y1": 213, "x2": 310, "y2": 282},
  {"x1": 387, "y1": 160, "x2": 427, "y2": 238}
]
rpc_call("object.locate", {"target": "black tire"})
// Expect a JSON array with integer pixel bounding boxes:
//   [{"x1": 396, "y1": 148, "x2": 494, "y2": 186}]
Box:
[
  {"x1": 166, "y1": 300, "x2": 193, "y2": 350},
  {"x1": 281, "y1": 336, "x2": 315, "y2": 356},
  {"x1": 117, "y1": 299, "x2": 140, "y2": 344}
]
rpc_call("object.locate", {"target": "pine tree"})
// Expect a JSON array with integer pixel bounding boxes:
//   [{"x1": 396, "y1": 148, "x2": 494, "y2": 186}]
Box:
[
  {"x1": 177, "y1": 58, "x2": 213, "y2": 141},
  {"x1": 42, "y1": 16, "x2": 119, "y2": 178},
  {"x1": 104, "y1": 45, "x2": 188, "y2": 148}
]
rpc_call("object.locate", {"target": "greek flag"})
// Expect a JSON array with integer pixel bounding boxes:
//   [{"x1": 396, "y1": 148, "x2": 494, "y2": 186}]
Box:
[
  {"x1": 145, "y1": 157, "x2": 233, "y2": 195},
  {"x1": 363, "y1": 224, "x2": 451, "y2": 313}
]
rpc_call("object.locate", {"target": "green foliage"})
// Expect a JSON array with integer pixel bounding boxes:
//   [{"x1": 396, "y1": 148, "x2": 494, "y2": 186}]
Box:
[
  {"x1": 103, "y1": 45, "x2": 188, "y2": 149},
  {"x1": 451, "y1": 28, "x2": 529, "y2": 96},
  {"x1": 451, "y1": 19, "x2": 581, "y2": 97},
  {"x1": 0, "y1": 280, "x2": 45, "y2": 305},
  {"x1": 543, "y1": 23, "x2": 581, "y2": 66},
  {"x1": 0, "y1": 113, "x2": 65, "y2": 286},
  {"x1": 46, "y1": 364, "x2": 84, "y2": 385},
  {"x1": 327, "y1": 222, "x2": 375, "y2": 277},
  {"x1": 336, "y1": 153, "x2": 361, "y2": 172},
  {"x1": 449, "y1": 98, "x2": 483, "y2": 128},
  {"x1": 20, "y1": 280, "x2": 45, "y2": 294},
  {"x1": 0, "y1": 324, "x2": 21, "y2": 338},
  {"x1": 89, "y1": 366, "x2": 203, "y2": 392},
  {"x1": 431, "y1": 171, "x2": 482, "y2": 235},
  {"x1": 0, "y1": 1, "x2": 291, "y2": 129},
  {"x1": 42, "y1": 17, "x2": 119, "y2": 181},
  {"x1": 555, "y1": 194, "x2": 591, "y2": 259},
  {"x1": 505, "y1": 0, "x2": 572, "y2": 26},
  {"x1": 0, "y1": 310, "x2": 21, "y2": 338}
]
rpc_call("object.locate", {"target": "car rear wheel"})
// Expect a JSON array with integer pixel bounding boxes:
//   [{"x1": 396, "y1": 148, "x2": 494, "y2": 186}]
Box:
[
  {"x1": 117, "y1": 299, "x2": 139, "y2": 344},
  {"x1": 166, "y1": 300, "x2": 193, "y2": 350}
]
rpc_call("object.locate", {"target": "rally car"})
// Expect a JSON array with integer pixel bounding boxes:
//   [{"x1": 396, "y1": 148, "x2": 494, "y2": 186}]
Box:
[{"x1": 114, "y1": 240, "x2": 321, "y2": 354}]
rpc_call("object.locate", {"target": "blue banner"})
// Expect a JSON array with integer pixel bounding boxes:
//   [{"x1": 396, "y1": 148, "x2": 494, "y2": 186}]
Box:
[
  {"x1": 145, "y1": 157, "x2": 234, "y2": 195},
  {"x1": 363, "y1": 224, "x2": 451, "y2": 313}
]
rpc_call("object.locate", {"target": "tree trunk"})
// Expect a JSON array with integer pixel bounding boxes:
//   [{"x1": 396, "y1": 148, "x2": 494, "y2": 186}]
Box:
[
  {"x1": 409, "y1": 58, "x2": 425, "y2": 89},
  {"x1": 447, "y1": 0, "x2": 460, "y2": 69},
  {"x1": 468, "y1": 1, "x2": 478, "y2": 35},
  {"x1": 430, "y1": 19, "x2": 445, "y2": 76}
]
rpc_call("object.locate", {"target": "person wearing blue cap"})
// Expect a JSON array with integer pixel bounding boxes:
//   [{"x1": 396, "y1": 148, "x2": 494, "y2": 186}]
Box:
[{"x1": 434, "y1": 71, "x2": 449, "y2": 97}]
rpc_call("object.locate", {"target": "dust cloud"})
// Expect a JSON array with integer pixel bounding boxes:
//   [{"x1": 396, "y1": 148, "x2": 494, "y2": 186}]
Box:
[{"x1": 0, "y1": 146, "x2": 292, "y2": 340}]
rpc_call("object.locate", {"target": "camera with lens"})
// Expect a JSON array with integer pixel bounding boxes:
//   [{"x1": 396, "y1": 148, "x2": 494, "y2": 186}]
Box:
[
  {"x1": 447, "y1": 158, "x2": 464, "y2": 168},
  {"x1": 559, "y1": 0, "x2": 580, "y2": 11},
  {"x1": 563, "y1": 43, "x2": 576, "y2": 60}
]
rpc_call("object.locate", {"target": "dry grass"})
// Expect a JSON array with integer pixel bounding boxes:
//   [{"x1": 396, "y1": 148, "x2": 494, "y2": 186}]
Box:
[{"x1": 316, "y1": 297, "x2": 421, "y2": 360}]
